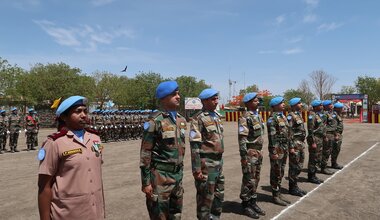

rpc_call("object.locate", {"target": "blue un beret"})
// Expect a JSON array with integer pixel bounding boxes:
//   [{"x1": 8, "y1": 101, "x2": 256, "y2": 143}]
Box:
[
  {"x1": 322, "y1": 100, "x2": 332, "y2": 106},
  {"x1": 311, "y1": 100, "x2": 322, "y2": 107},
  {"x1": 155, "y1": 81, "x2": 179, "y2": 99},
  {"x1": 269, "y1": 96, "x2": 284, "y2": 107},
  {"x1": 199, "y1": 88, "x2": 219, "y2": 100},
  {"x1": 28, "y1": 108, "x2": 34, "y2": 113},
  {"x1": 334, "y1": 102, "x2": 344, "y2": 108},
  {"x1": 56, "y1": 96, "x2": 87, "y2": 117},
  {"x1": 289, "y1": 97, "x2": 301, "y2": 106},
  {"x1": 11, "y1": 107, "x2": 17, "y2": 111},
  {"x1": 243, "y1": 92, "x2": 258, "y2": 103}
]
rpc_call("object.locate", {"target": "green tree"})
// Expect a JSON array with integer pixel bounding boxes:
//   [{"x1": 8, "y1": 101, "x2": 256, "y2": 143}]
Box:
[
  {"x1": 239, "y1": 84, "x2": 259, "y2": 95},
  {"x1": 18, "y1": 62, "x2": 95, "y2": 107},
  {"x1": 0, "y1": 57, "x2": 26, "y2": 105},
  {"x1": 339, "y1": 85, "x2": 357, "y2": 94},
  {"x1": 355, "y1": 76, "x2": 380, "y2": 106}
]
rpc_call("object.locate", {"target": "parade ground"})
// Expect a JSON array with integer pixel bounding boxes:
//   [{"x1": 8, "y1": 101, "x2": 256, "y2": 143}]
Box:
[{"x1": 0, "y1": 122, "x2": 379, "y2": 220}]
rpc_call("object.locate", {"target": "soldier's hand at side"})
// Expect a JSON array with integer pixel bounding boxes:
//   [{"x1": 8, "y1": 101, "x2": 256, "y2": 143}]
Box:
[
  {"x1": 289, "y1": 148, "x2": 295, "y2": 154},
  {"x1": 270, "y1": 154, "x2": 279, "y2": 160},
  {"x1": 142, "y1": 184, "x2": 153, "y2": 197},
  {"x1": 193, "y1": 171, "x2": 205, "y2": 181},
  {"x1": 312, "y1": 143, "x2": 317, "y2": 149}
]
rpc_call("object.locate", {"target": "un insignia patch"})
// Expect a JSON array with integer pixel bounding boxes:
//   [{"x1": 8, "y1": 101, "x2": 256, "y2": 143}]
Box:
[{"x1": 143, "y1": 122, "x2": 150, "y2": 130}]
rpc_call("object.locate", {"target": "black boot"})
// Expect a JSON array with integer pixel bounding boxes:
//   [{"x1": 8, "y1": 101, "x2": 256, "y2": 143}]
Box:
[
  {"x1": 10, "y1": 146, "x2": 15, "y2": 153},
  {"x1": 289, "y1": 182, "x2": 305, "y2": 197},
  {"x1": 27, "y1": 144, "x2": 30, "y2": 151},
  {"x1": 249, "y1": 199, "x2": 265, "y2": 216},
  {"x1": 242, "y1": 201, "x2": 259, "y2": 219},
  {"x1": 332, "y1": 162, "x2": 343, "y2": 169},
  {"x1": 321, "y1": 167, "x2": 334, "y2": 175},
  {"x1": 279, "y1": 192, "x2": 291, "y2": 204},
  {"x1": 272, "y1": 191, "x2": 287, "y2": 206},
  {"x1": 308, "y1": 173, "x2": 323, "y2": 184}
]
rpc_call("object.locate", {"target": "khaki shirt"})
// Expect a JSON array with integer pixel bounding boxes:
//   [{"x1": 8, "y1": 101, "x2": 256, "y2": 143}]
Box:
[{"x1": 38, "y1": 129, "x2": 105, "y2": 220}]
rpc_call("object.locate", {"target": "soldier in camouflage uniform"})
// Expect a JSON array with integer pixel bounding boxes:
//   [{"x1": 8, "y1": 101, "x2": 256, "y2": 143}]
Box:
[
  {"x1": 320, "y1": 100, "x2": 336, "y2": 175},
  {"x1": 189, "y1": 88, "x2": 224, "y2": 220},
  {"x1": 140, "y1": 81, "x2": 187, "y2": 220},
  {"x1": 8, "y1": 107, "x2": 22, "y2": 153},
  {"x1": 331, "y1": 102, "x2": 344, "y2": 169},
  {"x1": 267, "y1": 97, "x2": 292, "y2": 206},
  {"x1": 307, "y1": 100, "x2": 328, "y2": 184},
  {"x1": 24, "y1": 108, "x2": 39, "y2": 151},
  {"x1": 0, "y1": 110, "x2": 9, "y2": 153},
  {"x1": 238, "y1": 93, "x2": 266, "y2": 219},
  {"x1": 287, "y1": 98, "x2": 307, "y2": 197}
]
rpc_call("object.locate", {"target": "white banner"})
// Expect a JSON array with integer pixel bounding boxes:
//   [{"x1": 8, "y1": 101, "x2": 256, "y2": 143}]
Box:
[{"x1": 185, "y1": 97, "x2": 202, "y2": 110}]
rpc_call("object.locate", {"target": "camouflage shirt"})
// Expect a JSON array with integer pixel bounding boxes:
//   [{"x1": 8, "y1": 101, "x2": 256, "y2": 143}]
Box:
[
  {"x1": 8, "y1": 113, "x2": 22, "y2": 132},
  {"x1": 0, "y1": 116, "x2": 9, "y2": 133},
  {"x1": 287, "y1": 111, "x2": 306, "y2": 141},
  {"x1": 189, "y1": 110, "x2": 224, "y2": 173},
  {"x1": 335, "y1": 112, "x2": 344, "y2": 134},
  {"x1": 325, "y1": 110, "x2": 338, "y2": 134},
  {"x1": 238, "y1": 110, "x2": 265, "y2": 160},
  {"x1": 307, "y1": 111, "x2": 326, "y2": 141},
  {"x1": 267, "y1": 112, "x2": 294, "y2": 155},
  {"x1": 140, "y1": 110, "x2": 187, "y2": 186}
]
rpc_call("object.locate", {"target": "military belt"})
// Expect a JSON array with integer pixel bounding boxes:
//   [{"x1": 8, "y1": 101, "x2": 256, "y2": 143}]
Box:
[
  {"x1": 152, "y1": 161, "x2": 183, "y2": 173},
  {"x1": 199, "y1": 153, "x2": 223, "y2": 161},
  {"x1": 246, "y1": 143, "x2": 262, "y2": 150}
]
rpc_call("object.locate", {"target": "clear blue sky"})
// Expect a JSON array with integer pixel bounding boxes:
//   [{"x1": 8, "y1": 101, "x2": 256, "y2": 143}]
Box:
[{"x1": 1, "y1": 0, "x2": 379, "y2": 103}]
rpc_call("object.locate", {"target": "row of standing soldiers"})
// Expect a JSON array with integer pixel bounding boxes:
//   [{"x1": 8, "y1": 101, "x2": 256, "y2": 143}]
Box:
[
  {"x1": 89, "y1": 110, "x2": 149, "y2": 142},
  {"x1": 139, "y1": 80, "x2": 345, "y2": 220},
  {"x1": 0, "y1": 108, "x2": 40, "y2": 153}
]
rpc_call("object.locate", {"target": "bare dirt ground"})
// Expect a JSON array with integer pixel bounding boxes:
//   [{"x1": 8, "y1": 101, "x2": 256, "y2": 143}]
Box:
[{"x1": 0, "y1": 122, "x2": 379, "y2": 220}]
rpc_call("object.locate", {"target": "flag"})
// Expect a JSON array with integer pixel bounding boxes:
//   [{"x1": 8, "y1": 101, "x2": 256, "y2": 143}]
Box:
[{"x1": 51, "y1": 97, "x2": 62, "y2": 109}]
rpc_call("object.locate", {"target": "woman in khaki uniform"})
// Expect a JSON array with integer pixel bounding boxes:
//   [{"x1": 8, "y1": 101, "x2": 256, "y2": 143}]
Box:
[{"x1": 38, "y1": 96, "x2": 105, "y2": 220}]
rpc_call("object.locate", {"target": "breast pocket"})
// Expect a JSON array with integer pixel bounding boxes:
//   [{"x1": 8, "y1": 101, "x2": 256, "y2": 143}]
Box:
[
  {"x1": 253, "y1": 123, "x2": 262, "y2": 136},
  {"x1": 161, "y1": 130, "x2": 176, "y2": 145}
]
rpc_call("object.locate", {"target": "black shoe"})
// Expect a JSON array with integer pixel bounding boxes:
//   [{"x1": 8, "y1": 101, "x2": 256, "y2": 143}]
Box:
[
  {"x1": 289, "y1": 187, "x2": 304, "y2": 197},
  {"x1": 321, "y1": 168, "x2": 334, "y2": 175},
  {"x1": 250, "y1": 200, "x2": 265, "y2": 216},
  {"x1": 273, "y1": 196, "x2": 287, "y2": 206},
  {"x1": 298, "y1": 188, "x2": 308, "y2": 195},
  {"x1": 332, "y1": 163, "x2": 343, "y2": 169},
  {"x1": 242, "y1": 201, "x2": 259, "y2": 219},
  {"x1": 279, "y1": 194, "x2": 291, "y2": 204},
  {"x1": 308, "y1": 176, "x2": 323, "y2": 184}
]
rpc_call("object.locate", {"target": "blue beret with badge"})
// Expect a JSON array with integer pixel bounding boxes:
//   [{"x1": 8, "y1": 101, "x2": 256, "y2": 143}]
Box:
[
  {"x1": 199, "y1": 88, "x2": 219, "y2": 100},
  {"x1": 334, "y1": 102, "x2": 344, "y2": 108},
  {"x1": 243, "y1": 92, "x2": 257, "y2": 103},
  {"x1": 56, "y1": 95, "x2": 87, "y2": 117},
  {"x1": 311, "y1": 100, "x2": 322, "y2": 107},
  {"x1": 155, "y1": 81, "x2": 179, "y2": 99},
  {"x1": 289, "y1": 97, "x2": 301, "y2": 106},
  {"x1": 269, "y1": 96, "x2": 284, "y2": 107},
  {"x1": 322, "y1": 100, "x2": 332, "y2": 106}
]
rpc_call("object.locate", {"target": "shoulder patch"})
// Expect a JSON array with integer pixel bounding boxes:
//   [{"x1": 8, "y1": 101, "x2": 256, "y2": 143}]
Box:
[
  {"x1": 149, "y1": 111, "x2": 162, "y2": 119},
  {"x1": 287, "y1": 115, "x2": 292, "y2": 121},
  {"x1": 48, "y1": 128, "x2": 68, "y2": 140},
  {"x1": 239, "y1": 125, "x2": 245, "y2": 132},
  {"x1": 37, "y1": 148, "x2": 45, "y2": 161},
  {"x1": 190, "y1": 130, "x2": 197, "y2": 139},
  {"x1": 143, "y1": 121, "x2": 150, "y2": 130},
  {"x1": 308, "y1": 115, "x2": 313, "y2": 119},
  {"x1": 267, "y1": 118, "x2": 273, "y2": 124}
]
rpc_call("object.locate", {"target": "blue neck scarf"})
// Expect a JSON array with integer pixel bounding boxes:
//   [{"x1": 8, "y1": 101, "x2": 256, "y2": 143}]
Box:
[
  {"x1": 72, "y1": 129, "x2": 85, "y2": 142},
  {"x1": 168, "y1": 111, "x2": 177, "y2": 122}
]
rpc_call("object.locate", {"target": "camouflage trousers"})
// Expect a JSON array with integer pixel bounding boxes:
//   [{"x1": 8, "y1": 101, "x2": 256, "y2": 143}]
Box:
[
  {"x1": 146, "y1": 169, "x2": 184, "y2": 220},
  {"x1": 331, "y1": 133, "x2": 343, "y2": 165},
  {"x1": 321, "y1": 133, "x2": 334, "y2": 168},
  {"x1": 288, "y1": 139, "x2": 305, "y2": 185},
  {"x1": 0, "y1": 133, "x2": 6, "y2": 150},
  {"x1": 195, "y1": 162, "x2": 225, "y2": 220},
  {"x1": 269, "y1": 145, "x2": 288, "y2": 192},
  {"x1": 9, "y1": 131, "x2": 19, "y2": 148},
  {"x1": 307, "y1": 136, "x2": 323, "y2": 174},
  {"x1": 240, "y1": 149, "x2": 263, "y2": 201},
  {"x1": 26, "y1": 129, "x2": 38, "y2": 146}
]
